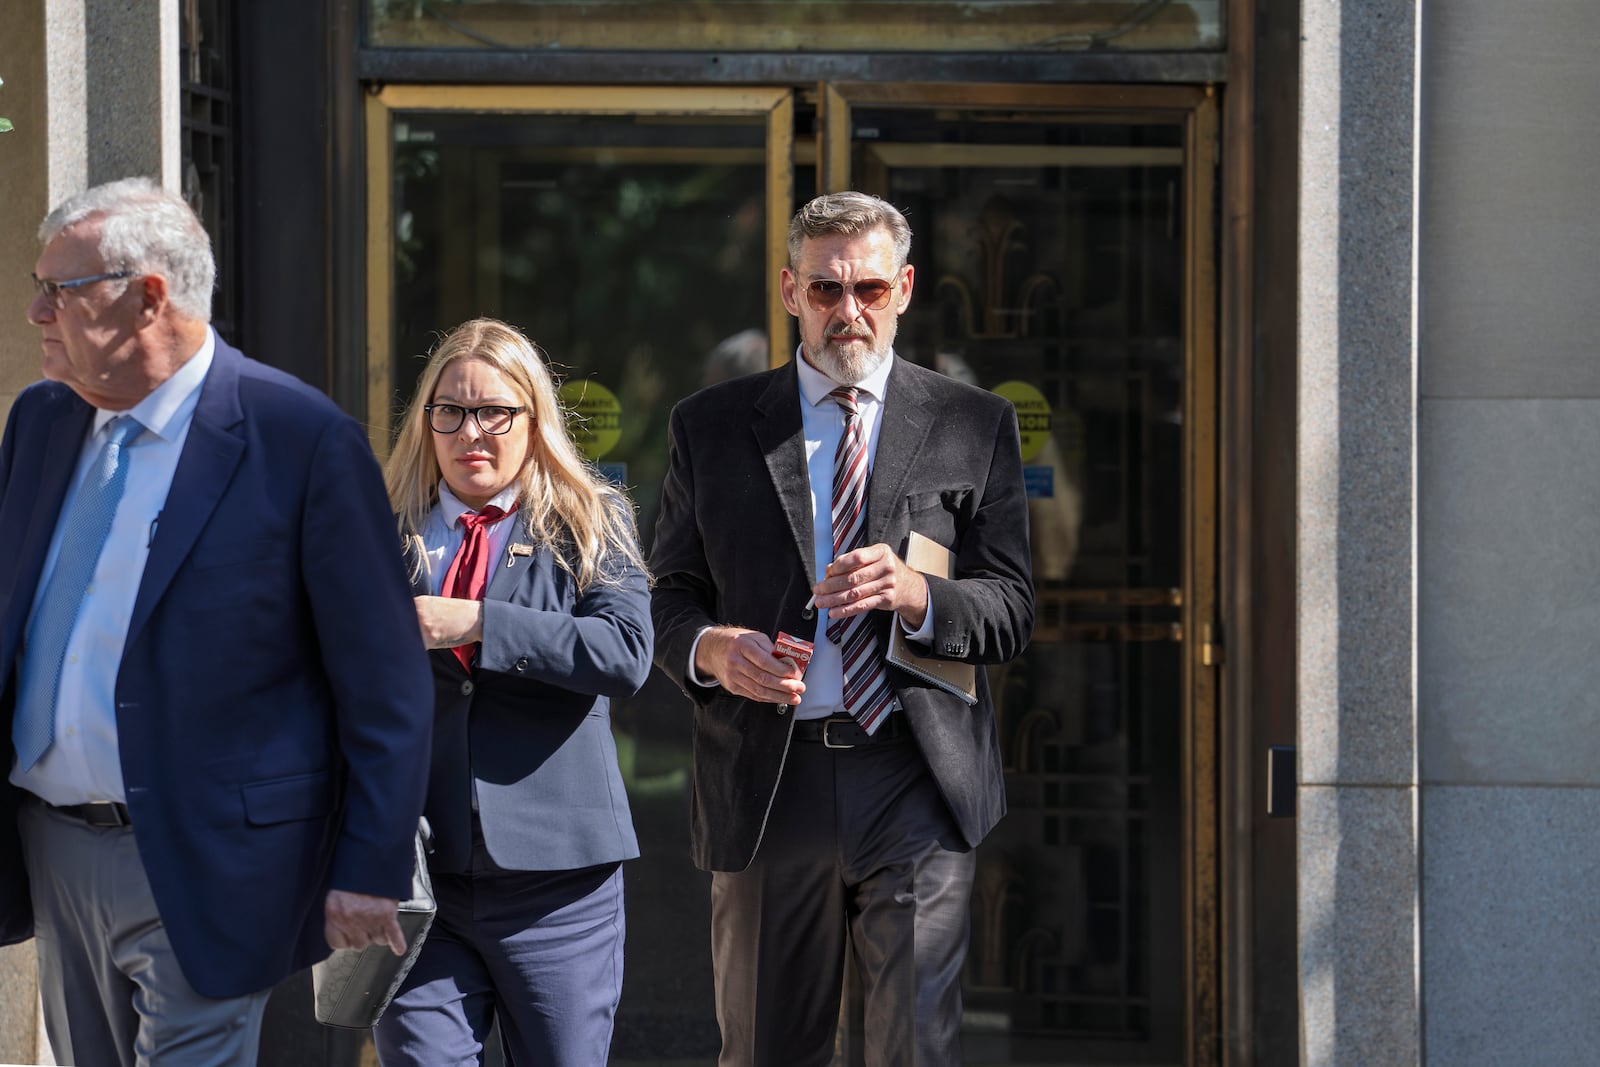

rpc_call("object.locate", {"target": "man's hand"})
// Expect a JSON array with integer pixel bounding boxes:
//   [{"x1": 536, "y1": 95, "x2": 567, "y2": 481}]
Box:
[
  {"x1": 696, "y1": 627, "x2": 806, "y2": 705},
  {"x1": 324, "y1": 890, "x2": 407, "y2": 956},
  {"x1": 414, "y1": 595, "x2": 484, "y2": 649},
  {"x1": 812, "y1": 543, "x2": 930, "y2": 629}
]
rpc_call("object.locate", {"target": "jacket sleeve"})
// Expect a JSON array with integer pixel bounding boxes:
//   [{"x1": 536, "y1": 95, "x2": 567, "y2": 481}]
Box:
[
  {"x1": 918, "y1": 401, "x2": 1035, "y2": 666},
  {"x1": 299, "y1": 415, "x2": 435, "y2": 900},
  {"x1": 647, "y1": 403, "x2": 722, "y2": 701},
  {"x1": 476, "y1": 546, "x2": 654, "y2": 699}
]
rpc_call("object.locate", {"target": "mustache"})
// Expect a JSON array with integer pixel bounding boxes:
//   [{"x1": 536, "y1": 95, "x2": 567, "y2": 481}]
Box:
[{"x1": 827, "y1": 328, "x2": 871, "y2": 341}]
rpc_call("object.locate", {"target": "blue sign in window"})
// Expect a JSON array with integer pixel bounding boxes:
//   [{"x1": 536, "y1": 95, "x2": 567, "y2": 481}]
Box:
[{"x1": 1023, "y1": 465, "x2": 1054, "y2": 499}]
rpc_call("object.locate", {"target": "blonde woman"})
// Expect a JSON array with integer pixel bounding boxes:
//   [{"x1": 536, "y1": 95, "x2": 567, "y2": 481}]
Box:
[{"x1": 374, "y1": 318, "x2": 651, "y2": 1067}]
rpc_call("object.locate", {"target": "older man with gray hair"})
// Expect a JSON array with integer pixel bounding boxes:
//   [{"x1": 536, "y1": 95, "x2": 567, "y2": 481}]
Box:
[{"x1": 0, "y1": 177, "x2": 433, "y2": 1066}]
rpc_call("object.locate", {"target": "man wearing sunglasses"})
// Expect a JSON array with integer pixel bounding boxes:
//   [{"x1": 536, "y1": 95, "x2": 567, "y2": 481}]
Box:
[
  {"x1": 651, "y1": 191, "x2": 1034, "y2": 1066},
  {"x1": 0, "y1": 178, "x2": 433, "y2": 1065}
]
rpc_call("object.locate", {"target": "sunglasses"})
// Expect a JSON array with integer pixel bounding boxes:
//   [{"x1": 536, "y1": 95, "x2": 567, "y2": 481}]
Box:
[{"x1": 803, "y1": 278, "x2": 897, "y2": 313}]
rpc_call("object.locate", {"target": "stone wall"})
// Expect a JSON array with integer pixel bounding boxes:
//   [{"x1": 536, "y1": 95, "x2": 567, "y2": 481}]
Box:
[
  {"x1": 0, "y1": 2, "x2": 178, "y2": 1061},
  {"x1": 1417, "y1": 2, "x2": 1600, "y2": 1061},
  {"x1": 1298, "y1": 1, "x2": 1600, "y2": 1062},
  {"x1": 1296, "y1": 0, "x2": 1422, "y2": 1061}
]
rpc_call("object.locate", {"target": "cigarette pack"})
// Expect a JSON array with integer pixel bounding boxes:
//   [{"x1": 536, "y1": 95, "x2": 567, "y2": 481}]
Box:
[{"x1": 772, "y1": 631, "x2": 814, "y2": 675}]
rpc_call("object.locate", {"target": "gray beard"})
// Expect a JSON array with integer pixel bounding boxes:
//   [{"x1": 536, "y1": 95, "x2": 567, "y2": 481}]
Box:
[{"x1": 805, "y1": 335, "x2": 894, "y2": 385}]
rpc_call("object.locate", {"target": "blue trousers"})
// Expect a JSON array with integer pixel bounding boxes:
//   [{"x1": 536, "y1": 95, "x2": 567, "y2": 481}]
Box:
[{"x1": 374, "y1": 823, "x2": 626, "y2": 1067}]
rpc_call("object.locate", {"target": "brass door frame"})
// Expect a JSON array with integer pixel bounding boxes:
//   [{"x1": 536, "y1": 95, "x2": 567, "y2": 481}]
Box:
[
  {"x1": 819, "y1": 81, "x2": 1222, "y2": 1066},
  {"x1": 363, "y1": 85, "x2": 794, "y2": 454},
  {"x1": 362, "y1": 79, "x2": 1225, "y2": 1063}
]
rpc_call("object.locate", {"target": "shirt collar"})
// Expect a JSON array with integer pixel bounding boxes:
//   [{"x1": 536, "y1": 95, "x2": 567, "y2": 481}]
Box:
[
  {"x1": 795, "y1": 346, "x2": 895, "y2": 409},
  {"x1": 91, "y1": 327, "x2": 216, "y2": 442},
  {"x1": 437, "y1": 480, "x2": 522, "y2": 529}
]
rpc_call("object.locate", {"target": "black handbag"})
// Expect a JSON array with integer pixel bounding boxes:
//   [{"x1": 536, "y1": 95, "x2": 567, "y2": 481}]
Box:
[{"x1": 311, "y1": 820, "x2": 437, "y2": 1029}]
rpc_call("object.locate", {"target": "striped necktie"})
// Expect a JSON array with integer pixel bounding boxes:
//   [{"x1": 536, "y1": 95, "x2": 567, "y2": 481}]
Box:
[
  {"x1": 826, "y1": 387, "x2": 895, "y2": 732},
  {"x1": 13, "y1": 416, "x2": 143, "y2": 769}
]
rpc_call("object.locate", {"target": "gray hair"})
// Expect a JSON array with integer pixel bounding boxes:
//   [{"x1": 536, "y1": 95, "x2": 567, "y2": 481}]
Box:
[
  {"x1": 39, "y1": 177, "x2": 216, "y2": 322},
  {"x1": 786, "y1": 191, "x2": 912, "y2": 270}
]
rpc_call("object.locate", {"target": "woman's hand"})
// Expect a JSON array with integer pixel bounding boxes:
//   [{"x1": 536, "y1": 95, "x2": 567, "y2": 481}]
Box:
[{"x1": 414, "y1": 595, "x2": 485, "y2": 649}]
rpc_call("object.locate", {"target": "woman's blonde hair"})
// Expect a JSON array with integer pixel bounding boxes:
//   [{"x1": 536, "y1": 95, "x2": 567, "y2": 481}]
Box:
[{"x1": 385, "y1": 318, "x2": 648, "y2": 591}]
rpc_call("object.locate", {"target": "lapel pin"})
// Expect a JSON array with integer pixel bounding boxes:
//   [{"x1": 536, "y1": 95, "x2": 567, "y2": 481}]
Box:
[{"x1": 508, "y1": 543, "x2": 534, "y2": 566}]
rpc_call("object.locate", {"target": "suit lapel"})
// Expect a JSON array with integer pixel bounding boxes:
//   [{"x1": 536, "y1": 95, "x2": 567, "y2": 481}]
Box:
[
  {"x1": 127, "y1": 343, "x2": 246, "y2": 644},
  {"x1": 25, "y1": 400, "x2": 95, "y2": 565},
  {"x1": 485, "y1": 523, "x2": 534, "y2": 602},
  {"x1": 35, "y1": 400, "x2": 93, "y2": 509},
  {"x1": 403, "y1": 511, "x2": 527, "y2": 604},
  {"x1": 867, "y1": 357, "x2": 934, "y2": 546},
  {"x1": 4, "y1": 398, "x2": 94, "y2": 656},
  {"x1": 752, "y1": 363, "x2": 816, "y2": 584}
]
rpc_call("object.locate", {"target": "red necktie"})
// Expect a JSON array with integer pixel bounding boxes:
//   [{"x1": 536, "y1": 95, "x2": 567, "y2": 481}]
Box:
[
  {"x1": 826, "y1": 388, "x2": 895, "y2": 732},
  {"x1": 441, "y1": 505, "x2": 510, "y2": 672}
]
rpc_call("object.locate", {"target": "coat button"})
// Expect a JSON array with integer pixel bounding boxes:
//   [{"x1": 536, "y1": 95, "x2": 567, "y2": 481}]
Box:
[
  {"x1": 460, "y1": 680, "x2": 475, "y2": 696},
  {"x1": 514, "y1": 657, "x2": 529, "y2": 672},
  {"x1": 775, "y1": 703, "x2": 789, "y2": 716}
]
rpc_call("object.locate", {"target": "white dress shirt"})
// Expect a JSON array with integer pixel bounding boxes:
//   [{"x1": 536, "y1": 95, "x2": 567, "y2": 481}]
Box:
[
  {"x1": 689, "y1": 349, "x2": 935, "y2": 719},
  {"x1": 12, "y1": 329, "x2": 216, "y2": 805}
]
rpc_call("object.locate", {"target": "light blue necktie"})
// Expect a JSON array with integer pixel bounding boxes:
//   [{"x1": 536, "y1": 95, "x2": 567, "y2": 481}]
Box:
[{"x1": 13, "y1": 415, "x2": 143, "y2": 770}]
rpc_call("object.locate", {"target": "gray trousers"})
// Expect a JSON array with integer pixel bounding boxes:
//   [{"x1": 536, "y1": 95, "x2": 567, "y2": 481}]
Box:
[
  {"x1": 709, "y1": 732, "x2": 977, "y2": 1067},
  {"x1": 20, "y1": 799, "x2": 271, "y2": 1067}
]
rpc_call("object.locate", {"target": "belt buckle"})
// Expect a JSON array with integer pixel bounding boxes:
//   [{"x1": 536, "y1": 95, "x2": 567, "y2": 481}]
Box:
[
  {"x1": 84, "y1": 802, "x2": 129, "y2": 828},
  {"x1": 822, "y1": 718, "x2": 859, "y2": 750}
]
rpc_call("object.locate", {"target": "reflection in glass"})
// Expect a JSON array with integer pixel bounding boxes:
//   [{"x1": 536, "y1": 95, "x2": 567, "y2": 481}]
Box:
[
  {"x1": 368, "y1": 0, "x2": 1223, "y2": 52},
  {"x1": 390, "y1": 109, "x2": 771, "y2": 1061},
  {"x1": 857, "y1": 110, "x2": 1188, "y2": 1063},
  {"x1": 386, "y1": 101, "x2": 1198, "y2": 1066}
]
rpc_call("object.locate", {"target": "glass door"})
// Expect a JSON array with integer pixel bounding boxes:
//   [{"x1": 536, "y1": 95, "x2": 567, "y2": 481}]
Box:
[
  {"x1": 365, "y1": 81, "x2": 1220, "y2": 1066},
  {"x1": 365, "y1": 86, "x2": 794, "y2": 459},
  {"x1": 366, "y1": 85, "x2": 794, "y2": 1064},
  {"x1": 822, "y1": 83, "x2": 1220, "y2": 1067}
]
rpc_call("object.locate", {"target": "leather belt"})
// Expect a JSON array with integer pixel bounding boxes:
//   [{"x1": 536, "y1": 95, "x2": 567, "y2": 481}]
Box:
[
  {"x1": 39, "y1": 799, "x2": 132, "y2": 827},
  {"x1": 792, "y1": 713, "x2": 908, "y2": 749}
]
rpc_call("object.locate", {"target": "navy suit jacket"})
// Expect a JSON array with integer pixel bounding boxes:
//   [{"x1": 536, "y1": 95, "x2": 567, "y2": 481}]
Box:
[
  {"x1": 0, "y1": 340, "x2": 434, "y2": 998},
  {"x1": 411, "y1": 521, "x2": 651, "y2": 875},
  {"x1": 650, "y1": 356, "x2": 1035, "y2": 872}
]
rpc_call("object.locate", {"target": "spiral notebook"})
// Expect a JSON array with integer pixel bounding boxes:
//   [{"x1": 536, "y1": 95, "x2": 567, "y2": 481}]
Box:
[{"x1": 887, "y1": 532, "x2": 978, "y2": 706}]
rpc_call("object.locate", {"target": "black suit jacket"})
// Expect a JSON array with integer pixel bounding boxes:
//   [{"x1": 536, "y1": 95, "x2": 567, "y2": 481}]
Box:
[{"x1": 650, "y1": 356, "x2": 1034, "y2": 872}]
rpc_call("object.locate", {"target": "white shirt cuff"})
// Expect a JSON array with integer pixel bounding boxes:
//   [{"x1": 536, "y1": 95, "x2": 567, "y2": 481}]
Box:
[
  {"x1": 686, "y1": 625, "x2": 719, "y2": 688},
  {"x1": 899, "y1": 576, "x2": 936, "y2": 644}
]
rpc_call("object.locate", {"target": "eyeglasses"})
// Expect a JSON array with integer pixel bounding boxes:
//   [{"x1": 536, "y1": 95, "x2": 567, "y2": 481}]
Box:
[
  {"x1": 803, "y1": 278, "x2": 897, "y2": 313},
  {"x1": 30, "y1": 271, "x2": 136, "y2": 308},
  {"x1": 425, "y1": 404, "x2": 526, "y2": 436}
]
